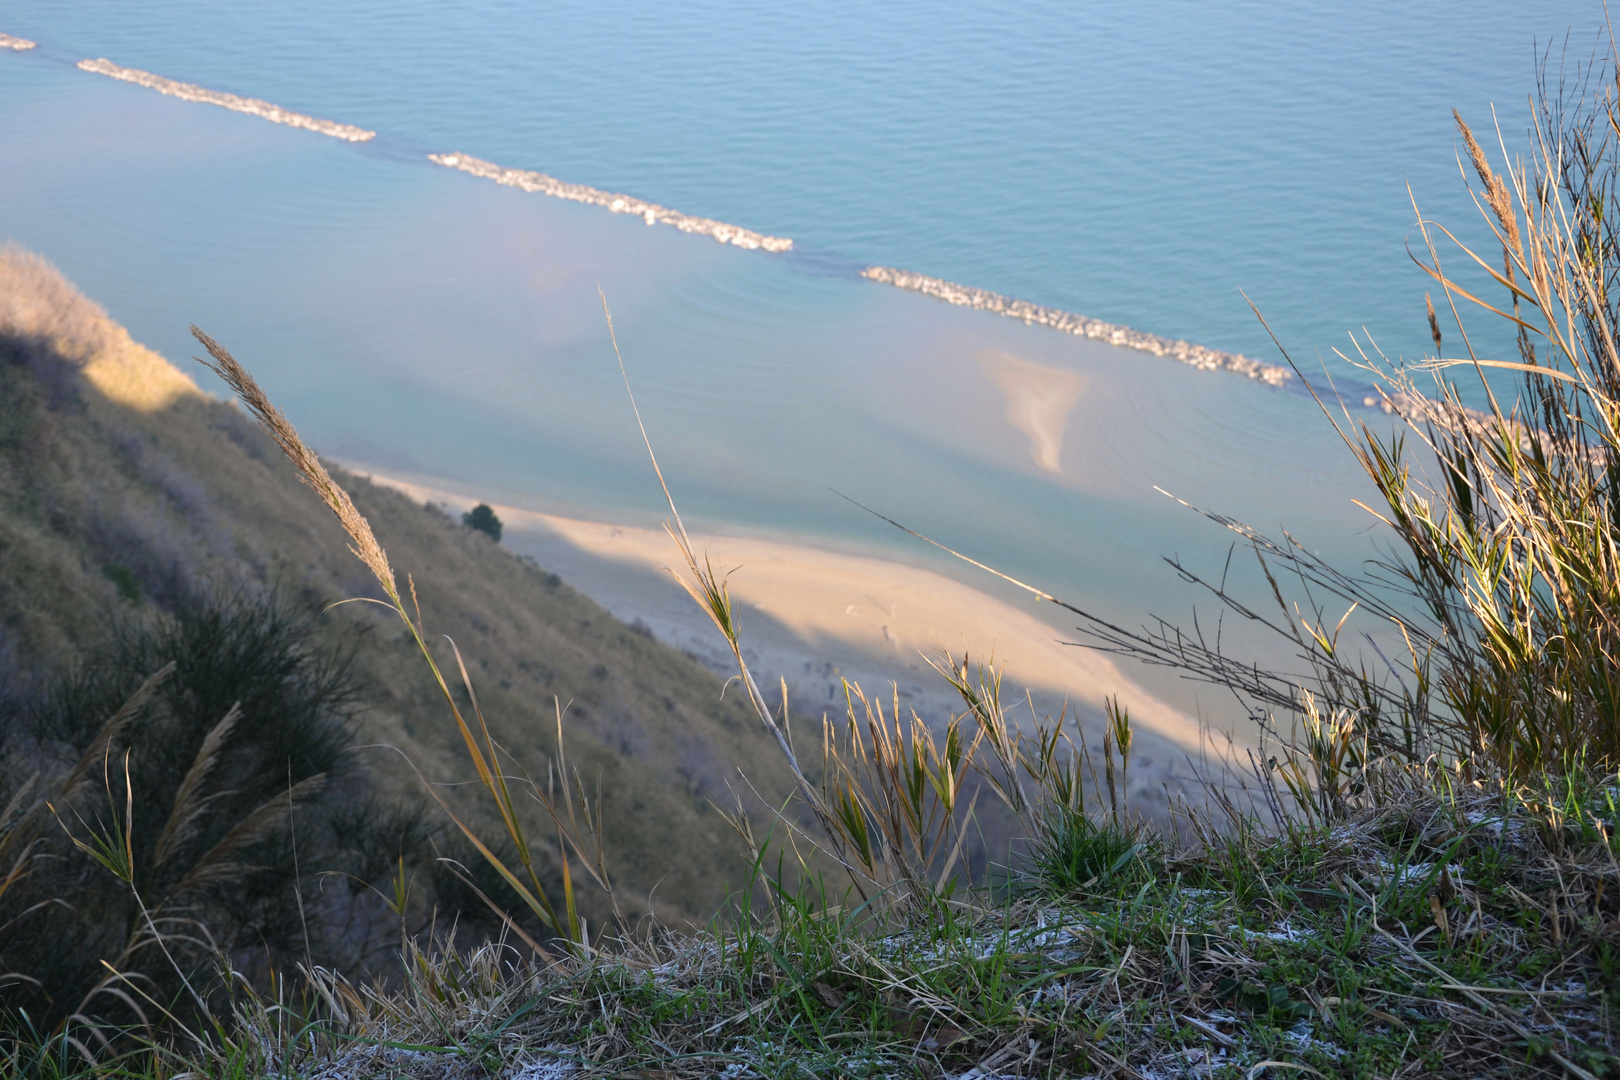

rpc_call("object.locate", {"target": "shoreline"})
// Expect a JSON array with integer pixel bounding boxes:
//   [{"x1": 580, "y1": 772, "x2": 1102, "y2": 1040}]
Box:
[{"x1": 356, "y1": 470, "x2": 1227, "y2": 810}]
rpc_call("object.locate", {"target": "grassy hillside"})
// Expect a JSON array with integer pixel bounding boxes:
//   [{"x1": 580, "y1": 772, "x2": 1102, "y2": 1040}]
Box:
[{"x1": 0, "y1": 244, "x2": 797, "y2": 926}]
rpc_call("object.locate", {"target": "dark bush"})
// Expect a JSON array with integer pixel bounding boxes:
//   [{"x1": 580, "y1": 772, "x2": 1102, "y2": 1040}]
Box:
[
  {"x1": 100, "y1": 562, "x2": 141, "y2": 603},
  {"x1": 0, "y1": 588, "x2": 535, "y2": 1036},
  {"x1": 462, "y1": 503, "x2": 502, "y2": 543},
  {"x1": 0, "y1": 591, "x2": 372, "y2": 1030}
]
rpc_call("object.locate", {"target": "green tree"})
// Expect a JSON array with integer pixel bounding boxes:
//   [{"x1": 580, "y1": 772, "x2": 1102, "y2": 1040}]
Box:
[{"x1": 463, "y1": 502, "x2": 502, "y2": 542}]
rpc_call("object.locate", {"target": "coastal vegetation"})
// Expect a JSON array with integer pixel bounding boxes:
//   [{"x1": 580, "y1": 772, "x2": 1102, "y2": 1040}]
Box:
[
  {"x1": 4, "y1": 51, "x2": 1620, "y2": 1080},
  {"x1": 462, "y1": 503, "x2": 502, "y2": 543}
]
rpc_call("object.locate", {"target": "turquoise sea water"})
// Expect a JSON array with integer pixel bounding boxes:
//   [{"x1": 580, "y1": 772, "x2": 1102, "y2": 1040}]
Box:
[
  {"x1": 7, "y1": 1, "x2": 1605, "y2": 358},
  {"x1": 0, "y1": 2, "x2": 1609, "y2": 712}
]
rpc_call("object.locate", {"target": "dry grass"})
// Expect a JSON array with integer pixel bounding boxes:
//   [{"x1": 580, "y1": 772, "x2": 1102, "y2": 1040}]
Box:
[{"x1": 145, "y1": 767, "x2": 1606, "y2": 1080}]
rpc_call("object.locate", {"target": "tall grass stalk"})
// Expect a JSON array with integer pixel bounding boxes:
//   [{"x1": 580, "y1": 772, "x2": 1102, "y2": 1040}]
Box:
[{"x1": 191, "y1": 329, "x2": 605, "y2": 954}]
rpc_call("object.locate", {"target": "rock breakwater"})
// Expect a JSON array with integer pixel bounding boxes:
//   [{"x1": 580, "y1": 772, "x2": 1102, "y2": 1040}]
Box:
[
  {"x1": 76, "y1": 59, "x2": 376, "y2": 142},
  {"x1": 862, "y1": 266, "x2": 1291, "y2": 386},
  {"x1": 429, "y1": 152, "x2": 793, "y2": 253},
  {"x1": 0, "y1": 33, "x2": 36, "y2": 51}
]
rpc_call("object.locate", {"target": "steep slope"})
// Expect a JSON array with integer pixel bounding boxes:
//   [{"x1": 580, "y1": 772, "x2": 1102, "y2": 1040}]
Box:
[{"x1": 0, "y1": 245, "x2": 797, "y2": 922}]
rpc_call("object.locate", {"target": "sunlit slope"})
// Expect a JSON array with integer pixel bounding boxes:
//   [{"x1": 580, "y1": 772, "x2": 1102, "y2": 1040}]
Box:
[{"x1": 0, "y1": 245, "x2": 794, "y2": 920}]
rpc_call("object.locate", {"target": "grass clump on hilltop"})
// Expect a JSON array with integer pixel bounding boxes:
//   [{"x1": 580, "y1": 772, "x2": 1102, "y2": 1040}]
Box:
[{"x1": 7, "y1": 48, "x2": 1620, "y2": 1080}]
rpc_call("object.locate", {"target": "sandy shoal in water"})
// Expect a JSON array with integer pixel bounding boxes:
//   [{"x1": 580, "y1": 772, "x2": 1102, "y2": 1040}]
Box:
[{"x1": 361, "y1": 472, "x2": 1228, "y2": 814}]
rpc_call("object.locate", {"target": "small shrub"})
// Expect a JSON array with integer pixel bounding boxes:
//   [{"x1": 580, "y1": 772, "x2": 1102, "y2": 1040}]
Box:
[
  {"x1": 0, "y1": 590, "x2": 368, "y2": 1030},
  {"x1": 1027, "y1": 808, "x2": 1141, "y2": 894},
  {"x1": 463, "y1": 503, "x2": 502, "y2": 542},
  {"x1": 100, "y1": 561, "x2": 140, "y2": 603}
]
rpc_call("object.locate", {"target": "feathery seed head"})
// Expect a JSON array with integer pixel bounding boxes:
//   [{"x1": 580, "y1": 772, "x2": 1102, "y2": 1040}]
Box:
[
  {"x1": 191, "y1": 327, "x2": 396, "y2": 598},
  {"x1": 1453, "y1": 109, "x2": 1522, "y2": 255}
]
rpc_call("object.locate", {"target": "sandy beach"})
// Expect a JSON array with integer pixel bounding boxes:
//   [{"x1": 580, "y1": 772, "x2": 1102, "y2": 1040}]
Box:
[{"x1": 360, "y1": 472, "x2": 1229, "y2": 815}]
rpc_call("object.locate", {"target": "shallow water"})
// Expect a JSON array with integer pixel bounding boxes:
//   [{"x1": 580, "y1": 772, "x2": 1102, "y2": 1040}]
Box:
[{"x1": 0, "y1": 4, "x2": 1605, "y2": 714}]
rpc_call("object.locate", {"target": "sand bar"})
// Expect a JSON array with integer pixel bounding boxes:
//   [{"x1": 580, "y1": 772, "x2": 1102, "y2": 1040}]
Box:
[
  {"x1": 76, "y1": 58, "x2": 375, "y2": 142},
  {"x1": 358, "y1": 472, "x2": 1221, "y2": 814},
  {"x1": 864, "y1": 265, "x2": 1292, "y2": 386},
  {"x1": 980, "y1": 348, "x2": 1087, "y2": 473},
  {"x1": 429, "y1": 152, "x2": 792, "y2": 252},
  {"x1": 0, "y1": 33, "x2": 35, "y2": 51}
]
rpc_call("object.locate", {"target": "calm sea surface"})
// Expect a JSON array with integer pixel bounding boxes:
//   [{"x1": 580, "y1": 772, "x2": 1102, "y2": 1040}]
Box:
[{"x1": 0, "y1": 1, "x2": 1607, "y2": 711}]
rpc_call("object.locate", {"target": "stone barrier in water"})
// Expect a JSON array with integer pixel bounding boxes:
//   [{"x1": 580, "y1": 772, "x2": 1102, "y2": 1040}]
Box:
[
  {"x1": 0, "y1": 33, "x2": 36, "y2": 51},
  {"x1": 54, "y1": 47, "x2": 1291, "y2": 387},
  {"x1": 862, "y1": 265, "x2": 1292, "y2": 386},
  {"x1": 76, "y1": 58, "x2": 376, "y2": 143},
  {"x1": 429, "y1": 152, "x2": 793, "y2": 253}
]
